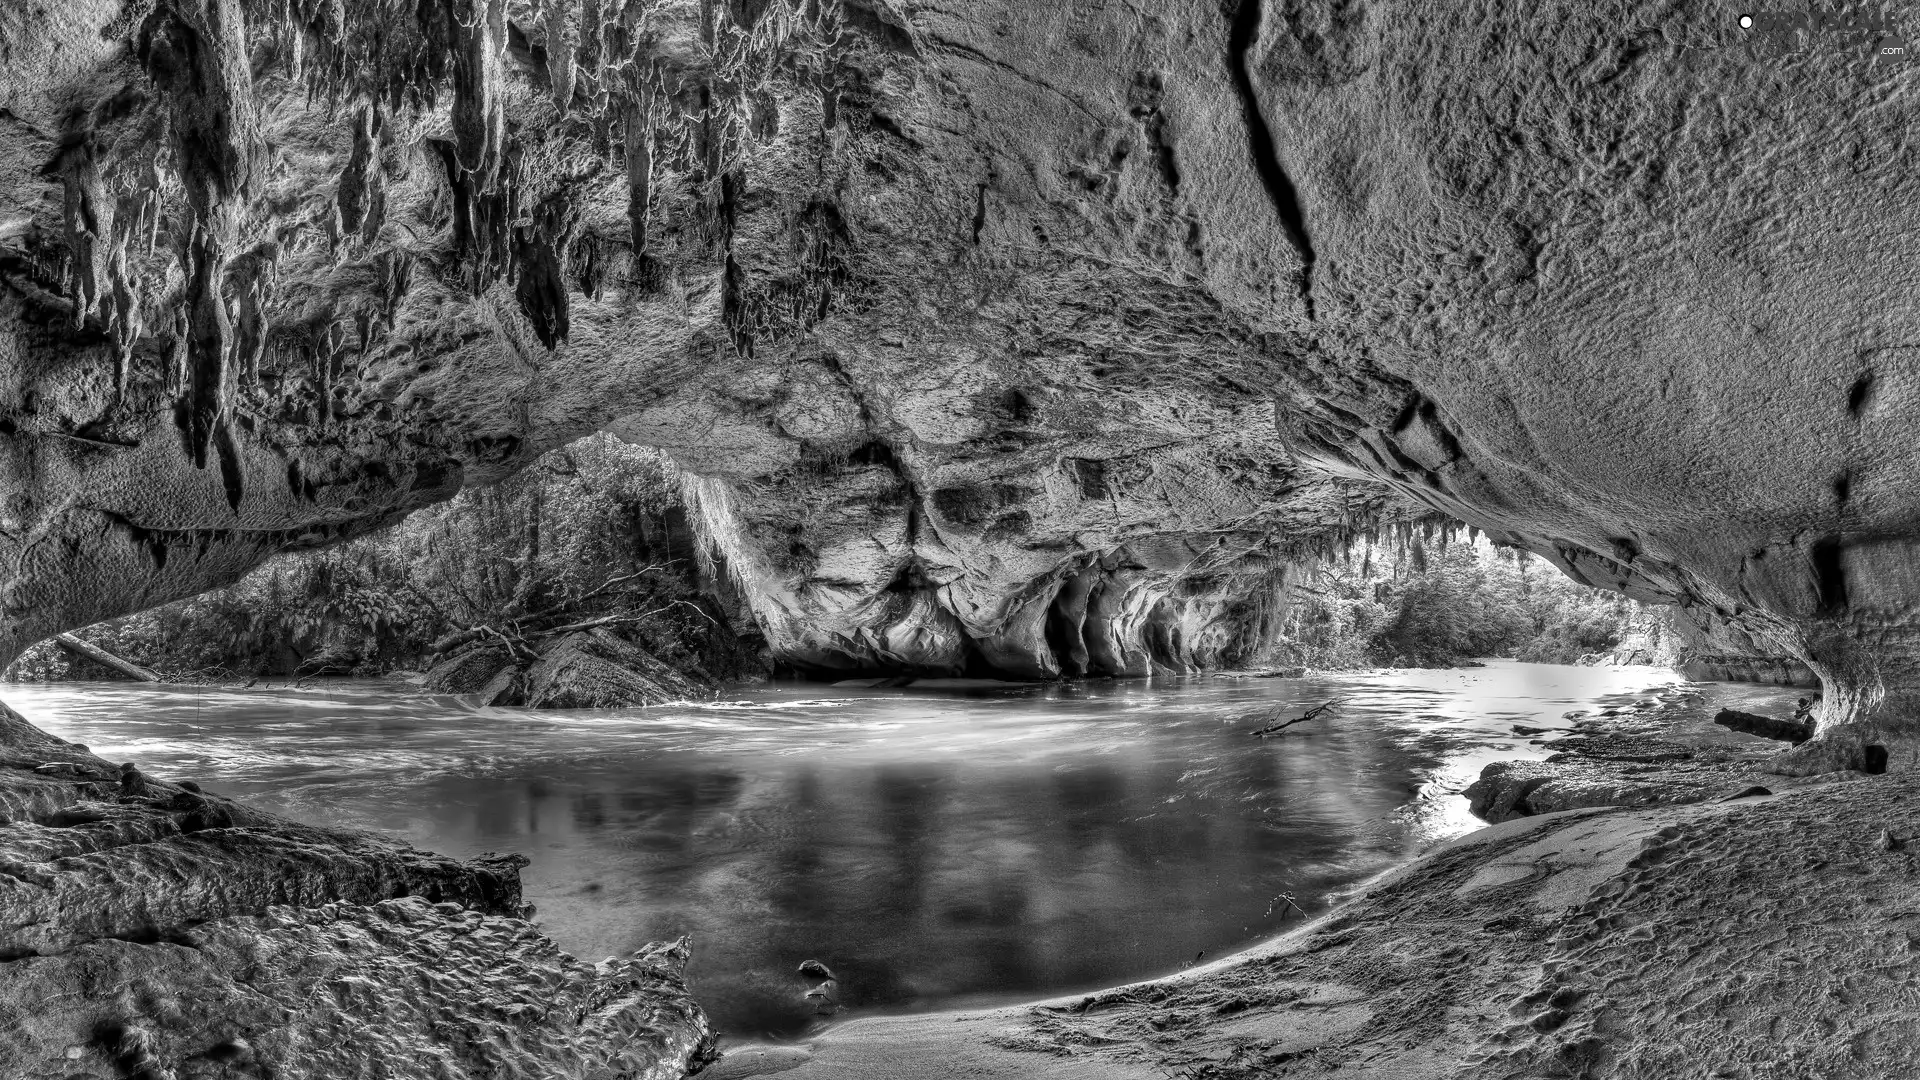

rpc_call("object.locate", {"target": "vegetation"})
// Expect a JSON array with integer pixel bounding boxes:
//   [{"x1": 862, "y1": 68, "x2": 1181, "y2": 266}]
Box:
[
  {"x1": 5, "y1": 435, "x2": 761, "y2": 684},
  {"x1": 1277, "y1": 533, "x2": 1641, "y2": 670}
]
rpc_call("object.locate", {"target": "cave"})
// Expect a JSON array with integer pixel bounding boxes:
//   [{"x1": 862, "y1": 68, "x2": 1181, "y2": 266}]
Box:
[{"x1": 3, "y1": 0, "x2": 1919, "y2": 1076}]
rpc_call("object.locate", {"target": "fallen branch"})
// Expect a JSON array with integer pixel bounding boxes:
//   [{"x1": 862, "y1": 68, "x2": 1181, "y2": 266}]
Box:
[
  {"x1": 537, "y1": 612, "x2": 632, "y2": 636},
  {"x1": 53, "y1": 634, "x2": 159, "y2": 682},
  {"x1": 512, "y1": 566, "x2": 666, "y2": 629},
  {"x1": 1251, "y1": 698, "x2": 1345, "y2": 738},
  {"x1": 476, "y1": 624, "x2": 541, "y2": 665},
  {"x1": 1712, "y1": 707, "x2": 1812, "y2": 745},
  {"x1": 429, "y1": 626, "x2": 488, "y2": 656}
]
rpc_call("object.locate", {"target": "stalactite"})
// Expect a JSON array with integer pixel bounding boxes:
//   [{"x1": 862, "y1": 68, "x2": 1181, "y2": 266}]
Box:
[
  {"x1": 514, "y1": 192, "x2": 578, "y2": 349},
  {"x1": 454, "y1": 0, "x2": 508, "y2": 179},
  {"x1": 181, "y1": 221, "x2": 234, "y2": 467},
  {"x1": 376, "y1": 249, "x2": 413, "y2": 328},
  {"x1": 139, "y1": 0, "x2": 262, "y2": 511},
  {"x1": 335, "y1": 101, "x2": 386, "y2": 244},
  {"x1": 434, "y1": 138, "x2": 519, "y2": 292},
  {"x1": 625, "y1": 106, "x2": 654, "y2": 255},
  {"x1": 542, "y1": 0, "x2": 577, "y2": 112},
  {"x1": 312, "y1": 322, "x2": 339, "y2": 428},
  {"x1": 227, "y1": 243, "x2": 278, "y2": 387},
  {"x1": 573, "y1": 232, "x2": 607, "y2": 299},
  {"x1": 108, "y1": 252, "x2": 137, "y2": 398},
  {"x1": 47, "y1": 135, "x2": 114, "y2": 331}
]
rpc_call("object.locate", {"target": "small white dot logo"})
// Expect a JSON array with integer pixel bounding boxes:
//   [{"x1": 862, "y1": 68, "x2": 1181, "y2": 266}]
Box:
[{"x1": 1740, "y1": 14, "x2": 1754, "y2": 28}]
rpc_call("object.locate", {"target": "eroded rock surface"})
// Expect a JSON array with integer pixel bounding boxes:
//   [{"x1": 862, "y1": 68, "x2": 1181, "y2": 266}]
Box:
[
  {"x1": 2, "y1": 903, "x2": 710, "y2": 1080},
  {"x1": 0, "y1": 700, "x2": 713, "y2": 1077}
]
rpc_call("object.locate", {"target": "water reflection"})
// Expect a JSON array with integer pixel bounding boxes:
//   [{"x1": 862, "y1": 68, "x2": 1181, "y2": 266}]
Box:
[{"x1": 1, "y1": 662, "x2": 1799, "y2": 1037}]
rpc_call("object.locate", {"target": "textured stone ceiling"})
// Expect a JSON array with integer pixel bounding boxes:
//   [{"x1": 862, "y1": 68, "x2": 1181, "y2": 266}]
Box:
[{"x1": 2, "y1": 0, "x2": 1917, "y2": 766}]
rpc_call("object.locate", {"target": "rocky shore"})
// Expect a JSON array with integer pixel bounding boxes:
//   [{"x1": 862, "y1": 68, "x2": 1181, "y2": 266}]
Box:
[
  {"x1": 1463, "y1": 686, "x2": 1793, "y2": 823},
  {"x1": 0, "y1": 700, "x2": 714, "y2": 1079}
]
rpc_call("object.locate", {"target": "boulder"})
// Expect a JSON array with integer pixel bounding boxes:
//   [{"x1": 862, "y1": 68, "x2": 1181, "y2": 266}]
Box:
[
  {"x1": 422, "y1": 644, "x2": 518, "y2": 697},
  {"x1": 518, "y1": 630, "x2": 711, "y2": 709},
  {"x1": 425, "y1": 631, "x2": 711, "y2": 708}
]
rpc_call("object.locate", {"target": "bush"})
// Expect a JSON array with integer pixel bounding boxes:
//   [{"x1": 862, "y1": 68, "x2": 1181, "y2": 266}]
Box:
[
  {"x1": 6, "y1": 434, "x2": 755, "y2": 682},
  {"x1": 1279, "y1": 533, "x2": 1638, "y2": 670}
]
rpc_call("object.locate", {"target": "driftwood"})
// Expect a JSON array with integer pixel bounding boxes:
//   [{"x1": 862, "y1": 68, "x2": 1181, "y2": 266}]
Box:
[
  {"x1": 1713, "y1": 707, "x2": 1813, "y2": 745},
  {"x1": 52, "y1": 634, "x2": 160, "y2": 682},
  {"x1": 1250, "y1": 698, "x2": 1346, "y2": 738}
]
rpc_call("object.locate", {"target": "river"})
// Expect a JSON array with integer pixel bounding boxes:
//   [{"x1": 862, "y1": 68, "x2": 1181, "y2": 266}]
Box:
[{"x1": 0, "y1": 661, "x2": 1798, "y2": 1038}]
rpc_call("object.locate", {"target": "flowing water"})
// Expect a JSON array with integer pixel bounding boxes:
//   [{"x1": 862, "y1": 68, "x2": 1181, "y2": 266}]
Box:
[{"x1": 1, "y1": 662, "x2": 1801, "y2": 1038}]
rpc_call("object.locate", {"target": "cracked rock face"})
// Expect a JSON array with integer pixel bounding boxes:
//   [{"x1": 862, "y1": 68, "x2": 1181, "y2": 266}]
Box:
[
  {"x1": 2, "y1": 0, "x2": 1918, "y2": 763},
  {"x1": 0, "y1": 701, "x2": 713, "y2": 1078}
]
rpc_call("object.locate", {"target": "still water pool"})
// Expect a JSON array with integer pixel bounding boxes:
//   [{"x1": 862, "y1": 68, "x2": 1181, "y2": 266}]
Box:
[{"x1": 1, "y1": 662, "x2": 1795, "y2": 1037}]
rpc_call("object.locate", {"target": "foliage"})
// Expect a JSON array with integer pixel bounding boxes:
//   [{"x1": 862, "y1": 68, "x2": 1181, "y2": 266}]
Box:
[
  {"x1": 1278, "y1": 535, "x2": 1640, "y2": 670},
  {"x1": 6, "y1": 434, "x2": 757, "y2": 683}
]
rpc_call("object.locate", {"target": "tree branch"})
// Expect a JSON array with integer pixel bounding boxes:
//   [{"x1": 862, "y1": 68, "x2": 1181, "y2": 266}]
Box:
[{"x1": 1250, "y1": 698, "x2": 1345, "y2": 737}]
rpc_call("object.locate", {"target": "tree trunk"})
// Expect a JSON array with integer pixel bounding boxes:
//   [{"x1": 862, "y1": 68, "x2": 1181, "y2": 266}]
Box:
[{"x1": 53, "y1": 634, "x2": 160, "y2": 682}]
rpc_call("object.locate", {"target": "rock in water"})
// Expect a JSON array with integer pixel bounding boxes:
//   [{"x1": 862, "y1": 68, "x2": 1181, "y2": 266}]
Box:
[
  {"x1": 424, "y1": 631, "x2": 710, "y2": 708},
  {"x1": 422, "y1": 645, "x2": 519, "y2": 697},
  {"x1": 518, "y1": 630, "x2": 710, "y2": 708}
]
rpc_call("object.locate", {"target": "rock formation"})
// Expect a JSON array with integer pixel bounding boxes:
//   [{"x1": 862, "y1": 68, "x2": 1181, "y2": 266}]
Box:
[
  {"x1": 2, "y1": 4, "x2": 1916, "y2": 755},
  {"x1": 4, "y1": 1, "x2": 1919, "y2": 1070}
]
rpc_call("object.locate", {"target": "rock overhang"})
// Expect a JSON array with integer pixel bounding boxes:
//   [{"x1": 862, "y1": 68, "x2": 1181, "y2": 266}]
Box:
[{"x1": 0, "y1": 0, "x2": 1913, "y2": 761}]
